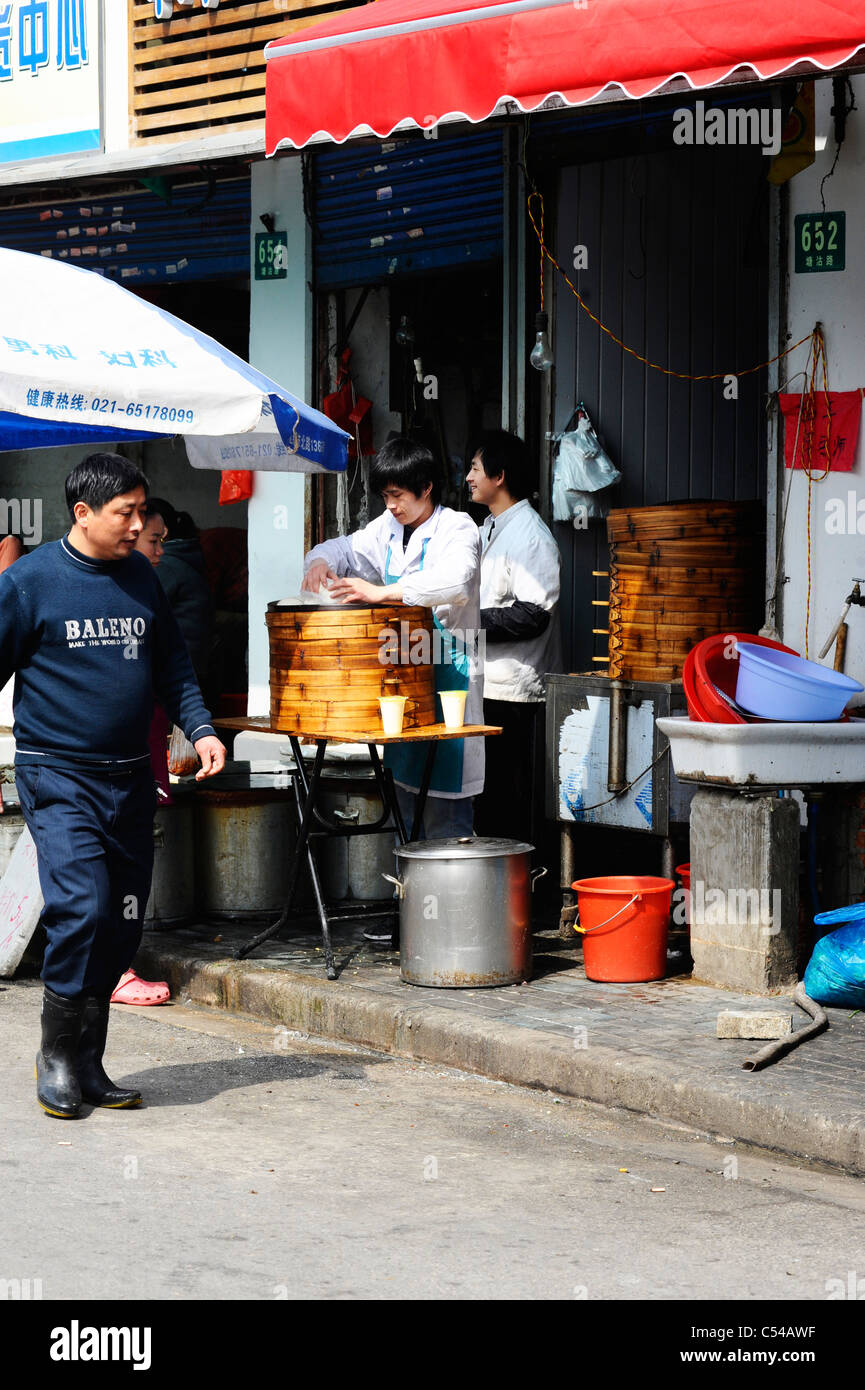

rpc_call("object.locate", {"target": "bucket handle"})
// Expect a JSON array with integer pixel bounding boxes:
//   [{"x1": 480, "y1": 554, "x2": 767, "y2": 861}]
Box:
[
  {"x1": 382, "y1": 872, "x2": 405, "y2": 899},
  {"x1": 574, "y1": 892, "x2": 640, "y2": 934},
  {"x1": 530, "y1": 866, "x2": 547, "y2": 893}
]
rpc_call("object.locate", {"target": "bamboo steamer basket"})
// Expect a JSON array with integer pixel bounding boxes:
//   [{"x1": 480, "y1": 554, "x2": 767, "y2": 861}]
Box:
[
  {"x1": 610, "y1": 590, "x2": 754, "y2": 616},
  {"x1": 267, "y1": 600, "x2": 436, "y2": 736},
  {"x1": 607, "y1": 501, "x2": 763, "y2": 541},
  {"x1": 605, "y1": 501, "x2": 763, "y2": 680}
]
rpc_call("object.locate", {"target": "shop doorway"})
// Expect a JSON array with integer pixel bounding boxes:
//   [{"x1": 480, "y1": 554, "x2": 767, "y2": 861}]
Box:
[{"x1": 316, "y1": 259, "x2": 503, "y2": 536}]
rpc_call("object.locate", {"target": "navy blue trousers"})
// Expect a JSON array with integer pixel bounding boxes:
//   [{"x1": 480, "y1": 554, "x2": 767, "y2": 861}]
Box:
[{"x1": 16, "y1": 764, "x2": 156, "y2": 999}]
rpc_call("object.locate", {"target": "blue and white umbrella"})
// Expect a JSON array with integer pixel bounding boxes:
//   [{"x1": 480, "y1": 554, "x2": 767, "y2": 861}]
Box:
[{"x1": 0, "y1": 247, "x2": 348, "y2": 474}]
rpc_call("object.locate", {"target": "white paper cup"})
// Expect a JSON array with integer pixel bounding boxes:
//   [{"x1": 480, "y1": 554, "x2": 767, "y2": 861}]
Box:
[
  {"x1": 439, "y1": 689, "x2": 467, "y2": 729},
  {"x1": 379, "y1": 695, "x2": 407, "y2": 736}
]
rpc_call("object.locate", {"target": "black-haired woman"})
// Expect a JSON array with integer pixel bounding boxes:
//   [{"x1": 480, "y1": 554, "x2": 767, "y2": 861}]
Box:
[{"x1": 301, "y1": 436, "x2": 483, "y2": 841}]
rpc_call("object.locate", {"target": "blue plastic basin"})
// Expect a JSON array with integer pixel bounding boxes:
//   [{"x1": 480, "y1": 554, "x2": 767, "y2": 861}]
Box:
[{"x1": 735, "y1": 642, "x2": 863, "y2": 721}]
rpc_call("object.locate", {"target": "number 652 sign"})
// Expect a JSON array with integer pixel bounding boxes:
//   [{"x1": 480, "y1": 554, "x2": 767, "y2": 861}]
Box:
[{"x1": 794, "y1": 212, "x2": 845, "y2": 273}]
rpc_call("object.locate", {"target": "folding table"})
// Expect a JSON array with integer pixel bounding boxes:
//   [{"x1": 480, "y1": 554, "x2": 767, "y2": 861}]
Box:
[{"x1": 213, "y1": 717, "x2": 500, "y2": 978}]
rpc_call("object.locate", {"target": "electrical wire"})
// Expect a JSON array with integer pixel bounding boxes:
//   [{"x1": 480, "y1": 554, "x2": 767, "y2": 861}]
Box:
[{"x1": 566, "y1": 745, "x2": 669, "y2": 815}]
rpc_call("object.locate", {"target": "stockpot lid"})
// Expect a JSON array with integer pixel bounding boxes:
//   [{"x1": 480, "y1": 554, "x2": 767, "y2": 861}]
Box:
[{"x1": 396, "y1": 836, "x2": 534, "y2": 860}]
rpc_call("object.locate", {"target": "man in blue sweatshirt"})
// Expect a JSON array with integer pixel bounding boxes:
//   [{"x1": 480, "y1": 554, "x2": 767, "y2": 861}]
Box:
[{"x1": 0, "y1": 453, "x2": 226, "y2": 1119}]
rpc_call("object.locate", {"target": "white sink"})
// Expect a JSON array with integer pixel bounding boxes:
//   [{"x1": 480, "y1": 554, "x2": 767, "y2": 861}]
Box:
[{"x1": 656, "y1": 715, "x2": 865, "y2": 788}]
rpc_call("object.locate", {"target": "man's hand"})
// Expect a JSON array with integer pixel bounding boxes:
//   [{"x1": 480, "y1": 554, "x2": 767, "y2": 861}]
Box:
[
  {"x1": 301, "y1": 562, "x2": 339, "y2": 594},
  {"x1": 328, "y1": 577, "x2": 401, "y2": 603},
  {"x1": 194, "y1": 735, "x2": 226, "y2": 781}
]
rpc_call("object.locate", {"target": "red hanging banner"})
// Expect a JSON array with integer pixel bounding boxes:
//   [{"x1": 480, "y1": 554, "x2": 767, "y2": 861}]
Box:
[
  {"x1": 779, "y1": 390, "x2": 862, "y2": 472},
  {"x1": 219, "y1": 470, "x2": 254, "y2": 504}
]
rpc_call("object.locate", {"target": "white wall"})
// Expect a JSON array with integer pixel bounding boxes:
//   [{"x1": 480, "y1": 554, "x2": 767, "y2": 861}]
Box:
[
  {"x1": 247, "y1": 157, "x2": 310, "y2": 715},
  {"x1": 101, "y1": 0, "x2": 131, "y2": 154},
  {"x1": 780, "y1": 75, "x2": 865, "y2": 685}
]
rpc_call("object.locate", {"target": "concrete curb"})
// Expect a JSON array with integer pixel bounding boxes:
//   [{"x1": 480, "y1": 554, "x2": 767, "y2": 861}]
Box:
[{"x1": 136, "y1": 939, "x2": 865, "y2": 1176}]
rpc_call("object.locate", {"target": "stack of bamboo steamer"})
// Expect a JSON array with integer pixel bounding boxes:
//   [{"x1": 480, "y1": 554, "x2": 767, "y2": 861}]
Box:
[
  {"x1": 606, "y1": 502, "x2": 764, "y2": 682},
  {"x1": 266, "y1": 601, "x2": 436, "y2": 735}
]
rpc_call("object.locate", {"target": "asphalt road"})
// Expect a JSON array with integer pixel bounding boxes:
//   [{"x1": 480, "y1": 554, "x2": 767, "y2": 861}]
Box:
[{"x1": 3, "y1": 976, "x2": 865, "y2": 1302}]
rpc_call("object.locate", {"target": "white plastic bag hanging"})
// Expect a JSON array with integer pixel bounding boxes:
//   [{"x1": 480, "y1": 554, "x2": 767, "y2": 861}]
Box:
[{"x1": 552, "y1": 406, "x2": 621, "y2": 524}]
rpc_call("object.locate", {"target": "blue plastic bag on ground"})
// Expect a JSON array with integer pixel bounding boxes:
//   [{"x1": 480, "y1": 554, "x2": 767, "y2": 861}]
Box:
[{"x1": 804, "y1": 904, "x2": 865, "y2": 1008}]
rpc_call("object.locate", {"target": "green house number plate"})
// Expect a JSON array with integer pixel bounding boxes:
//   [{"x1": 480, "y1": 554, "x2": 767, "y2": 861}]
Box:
[
  {"x1": 254, "y1": 232, "x2": 288, "y2": 280},
  {"x1": 794, "y1": 212, "x2": 845, "y2": 273}
]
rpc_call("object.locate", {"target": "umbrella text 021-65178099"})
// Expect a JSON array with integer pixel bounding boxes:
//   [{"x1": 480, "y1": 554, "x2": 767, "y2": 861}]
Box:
[{"x1": 0, "y1": 247, "x2": 349, "y2": 475}]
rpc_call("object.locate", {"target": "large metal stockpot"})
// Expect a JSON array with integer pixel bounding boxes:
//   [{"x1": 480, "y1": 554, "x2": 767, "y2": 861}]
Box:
[
  {"x1": 194, "y1": 773, "x2": 295, "y2": 920},
  {"x1": 144, "y1": 802, "x2": 195, "y2": 927},
  {"x1": 390, "y1": 837, "x2": 545, "y2": 988}
]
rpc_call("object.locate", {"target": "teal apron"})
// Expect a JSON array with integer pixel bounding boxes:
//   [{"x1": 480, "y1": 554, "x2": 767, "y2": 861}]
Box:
[{"x1": 383, "y1": 538, "x2": 470, "y2": 795}]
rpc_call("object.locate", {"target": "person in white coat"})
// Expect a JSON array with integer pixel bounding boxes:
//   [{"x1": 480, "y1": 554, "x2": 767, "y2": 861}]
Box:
[
  {"x1": 467, "y1": 431, "x2": 561, "y2": 845},
  {"x1": 302, "y1": 437, "x2": 483, "y2": 843}
]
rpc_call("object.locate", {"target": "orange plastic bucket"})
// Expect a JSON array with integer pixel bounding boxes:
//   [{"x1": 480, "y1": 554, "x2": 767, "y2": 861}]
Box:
[
  {"x1": 571, "y1": 876, "x2": 675, "y2": 982},
  {"x1": 675, "y1": 863, "x2": 691, "y2": 927}
]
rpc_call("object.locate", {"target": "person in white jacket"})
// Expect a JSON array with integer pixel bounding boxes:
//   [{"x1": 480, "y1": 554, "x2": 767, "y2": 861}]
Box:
[
  {"x1": 302, "y1": 437, "x2": 483, "y2": 844},
  {"x1": 467, "y1": 431, "x2": 561, "y2": 845}
]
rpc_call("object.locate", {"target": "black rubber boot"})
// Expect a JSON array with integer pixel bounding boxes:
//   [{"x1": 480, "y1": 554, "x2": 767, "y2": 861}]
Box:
[
  {"x1": 36, "y1": 987, "x2": 84, "y2": 1119},
  {"x1": 78, "y1": 995, "x2": 141, "y2": 1109}
]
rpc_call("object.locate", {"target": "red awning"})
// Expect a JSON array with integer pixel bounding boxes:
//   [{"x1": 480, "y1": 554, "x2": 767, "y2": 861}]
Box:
[{"x1": 265, "y1": 0, "x2": 865, "y2": 152}]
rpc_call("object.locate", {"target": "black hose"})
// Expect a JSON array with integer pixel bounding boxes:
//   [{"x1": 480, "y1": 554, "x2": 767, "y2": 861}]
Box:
[{"x1": 742, "y1": 983, "x2": 828, "y2": 1072}]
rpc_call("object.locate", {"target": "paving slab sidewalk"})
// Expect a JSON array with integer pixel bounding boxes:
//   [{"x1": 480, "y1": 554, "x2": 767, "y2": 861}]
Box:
[{"x1": 133, "y1": 921, "x2": 865, "y2": 1176}]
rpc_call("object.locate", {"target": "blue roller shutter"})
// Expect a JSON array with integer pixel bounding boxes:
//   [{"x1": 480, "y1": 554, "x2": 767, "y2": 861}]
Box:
[
  {"x1": 313, "y1": 129, "x2": 503, "y2": 290},
  {"x1": 0, "y1": 176, "x2": 250, "y2": 285}
]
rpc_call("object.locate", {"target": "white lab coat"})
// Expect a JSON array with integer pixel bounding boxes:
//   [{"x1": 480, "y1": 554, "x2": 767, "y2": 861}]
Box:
[
  {"x1": 304, "y1": 505, "x2": 484, "y2": 797},
  {"x1": 479, "y1": 499, "x2": 562, "y2": 702}
]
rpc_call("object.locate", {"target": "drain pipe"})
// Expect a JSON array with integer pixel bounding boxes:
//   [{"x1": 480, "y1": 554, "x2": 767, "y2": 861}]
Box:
[
  {"x1": 607, "y1": 681, "x2": 627, "y2": 793},
  {"x1": 742, "y1": 982, "x2": 827, "y2": 1071}
]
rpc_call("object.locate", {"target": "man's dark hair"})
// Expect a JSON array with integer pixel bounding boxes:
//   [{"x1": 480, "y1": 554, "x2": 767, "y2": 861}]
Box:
[
  {"x1": 370, "y1": 436, "x2": 442, "y2": 505},
  {"x1": 65, "y1": 453, "x2": 149, "y2": 522},
  {"x1": 471, "y1": 430, "x2": 533, "y2": 501}
]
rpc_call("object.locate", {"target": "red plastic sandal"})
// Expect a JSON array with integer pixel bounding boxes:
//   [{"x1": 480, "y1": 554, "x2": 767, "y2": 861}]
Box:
[{"x1": 110, "y1": 970, "x2": 170, "y2": 1007}]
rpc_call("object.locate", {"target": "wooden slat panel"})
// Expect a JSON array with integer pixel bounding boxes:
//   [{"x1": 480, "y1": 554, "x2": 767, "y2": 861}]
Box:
[
  {"x1": 131, "y1": 15, "x2": 317, "y2": 64},
  {"x1": 134, "y1": 47, "x2": 265, "y2": 87},
  {"x1": 131, "y1": 0, "x2": 325, "y2": 43},
  {"x1": 135, "y1": 94, "x2": 266, "y2": 133},
  {"x1": 133, "y1": 116, "x2": 264, "y2": 145},
  {"x1": 136, "y1": 72, "x2": 266, "y2": 111},
  {"x1": 129, "y1": 0, "x2": 369, "y2": 144}
]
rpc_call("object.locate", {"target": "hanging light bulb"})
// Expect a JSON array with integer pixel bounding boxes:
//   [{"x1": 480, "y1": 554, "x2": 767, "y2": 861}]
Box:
[{"x1": 530, "y1": 311, "x2": 554, "y2": 372}]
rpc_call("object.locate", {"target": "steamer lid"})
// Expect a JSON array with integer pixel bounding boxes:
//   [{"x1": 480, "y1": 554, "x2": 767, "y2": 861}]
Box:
[{"x1": 267, "y1": 594, "x2": 368, "y2": 611}]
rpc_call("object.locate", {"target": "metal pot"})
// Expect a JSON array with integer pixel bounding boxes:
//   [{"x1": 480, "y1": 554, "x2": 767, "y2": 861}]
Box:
[
  {"x1": 318, "y1": 772, "x2": 395, "y2": 902},
  {"x1": 387, "y1": 837, "x2": 546, "y2": 988},
  {"x1": 195, "y1": 776, "x2": 295, "y2": 919},
  {"x1": 145, "y1": 802, "x2": 195, "y2": 927},
  {"x1": 0, "y1": 809, "x2": 25, "y2": 878}
]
